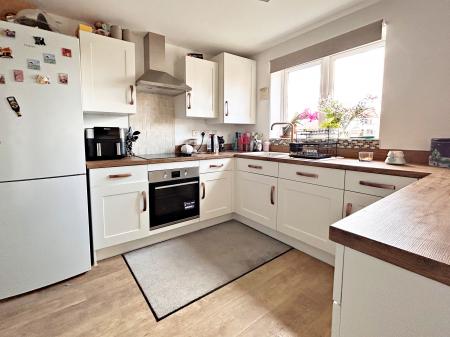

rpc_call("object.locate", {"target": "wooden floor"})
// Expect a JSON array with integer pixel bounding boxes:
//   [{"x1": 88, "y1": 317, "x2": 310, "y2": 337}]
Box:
[{"x1": 0, "y1": 250, "x2": 333, "y2": 337}]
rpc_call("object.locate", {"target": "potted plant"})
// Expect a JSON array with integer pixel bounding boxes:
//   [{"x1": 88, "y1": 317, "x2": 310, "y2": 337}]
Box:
[{"x1": 318, "y1": 96, "x2": 377, "y2": 137}]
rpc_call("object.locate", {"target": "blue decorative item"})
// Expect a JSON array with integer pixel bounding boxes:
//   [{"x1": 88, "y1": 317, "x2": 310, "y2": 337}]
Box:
[{"x1": 429, "y1": 138, "x2": 450, "y2": 168}]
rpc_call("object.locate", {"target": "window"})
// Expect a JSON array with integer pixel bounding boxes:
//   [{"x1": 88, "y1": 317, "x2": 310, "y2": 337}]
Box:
[{"x1": 270, "y1": 41, "x2": 385, "y2": 138}]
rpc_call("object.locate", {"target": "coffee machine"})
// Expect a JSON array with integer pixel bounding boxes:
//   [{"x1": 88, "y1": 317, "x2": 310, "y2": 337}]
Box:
[{"x1": 84, "y1": 127, "x2": 126, "y2": 160}]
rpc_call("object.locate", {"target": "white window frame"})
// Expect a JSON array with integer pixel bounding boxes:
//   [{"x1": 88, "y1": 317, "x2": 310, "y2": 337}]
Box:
[
  {"x1": 328, "y1": 40, "x2": 386, "y2": 98},
  {"x1": 282, "y1": 59, "x2": 324, "y2": 122},
  {"x1": 270, "y1": 39, "x2": 386, "y2": 137}
]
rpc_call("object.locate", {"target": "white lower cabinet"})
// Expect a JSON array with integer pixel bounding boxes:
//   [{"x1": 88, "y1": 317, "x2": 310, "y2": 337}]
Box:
[
  {"x1": 332, "y1": 247, "x2": 450, "y2": 337},
  {"x1": 90, "y1": 174, "x2": 149, "y2": 250},
  {"x1": 342, "y1": 191, "x2": 382, "y2": 218},
  {"x1": 277, "y1": 178, "x2": 343, "y2": 254},
  {"x1": 200, "y1": 171, "x2": 233, "y2": 221},
  {"x1": 234, "y1": 171, "x2": 277, "y2": 229}
]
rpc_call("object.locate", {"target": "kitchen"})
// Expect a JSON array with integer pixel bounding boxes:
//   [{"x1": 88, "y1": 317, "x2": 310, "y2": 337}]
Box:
[{"x1": 0, "y1": 1, "x2": 449, "y2": 336}]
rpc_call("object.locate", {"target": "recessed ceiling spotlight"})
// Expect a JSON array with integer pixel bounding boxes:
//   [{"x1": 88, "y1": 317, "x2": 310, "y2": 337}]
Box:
[{"x1": 257, "y1": 0, "x2": 271, "y2": 2}]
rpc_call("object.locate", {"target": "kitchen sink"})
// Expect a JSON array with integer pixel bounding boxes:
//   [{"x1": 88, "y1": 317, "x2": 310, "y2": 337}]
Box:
[{"x1": 241, "y1": 152, "x2": 289, "y2": 158}]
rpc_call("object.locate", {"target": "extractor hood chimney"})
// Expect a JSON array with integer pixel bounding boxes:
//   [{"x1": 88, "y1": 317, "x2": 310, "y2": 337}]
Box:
[{"x1": 136, "y1": 32, "x2": 191, "y2": 96}]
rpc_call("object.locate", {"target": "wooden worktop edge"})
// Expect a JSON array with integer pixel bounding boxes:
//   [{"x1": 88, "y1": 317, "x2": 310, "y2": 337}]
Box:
[
  {"x1": 329, "y1": 226, "x2": 450, "y2": 286},
  {"x1": 234, "y1": 154, "x2": 431, "y2": 178}
]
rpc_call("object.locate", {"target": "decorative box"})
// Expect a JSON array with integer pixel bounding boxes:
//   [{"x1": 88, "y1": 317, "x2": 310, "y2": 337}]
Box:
[{"x1": 429, "y1": 138, "x2": 450, "y2": 168}]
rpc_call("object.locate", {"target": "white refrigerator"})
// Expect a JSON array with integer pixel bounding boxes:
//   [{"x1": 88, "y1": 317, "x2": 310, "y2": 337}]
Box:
[{"x1": 0, "y1": 21, "x2": 91, "y2": 299}]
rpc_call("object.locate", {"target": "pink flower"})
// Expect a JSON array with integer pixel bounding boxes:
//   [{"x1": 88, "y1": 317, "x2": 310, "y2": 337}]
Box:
[{"x1": 298, "y1": 108, "x2": 319, "y2": 122}]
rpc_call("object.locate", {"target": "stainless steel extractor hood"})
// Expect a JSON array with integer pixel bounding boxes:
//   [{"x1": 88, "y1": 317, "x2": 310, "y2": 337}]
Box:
[{"x1": 136, "y1": 32, "x2": 191, "y2": 96}]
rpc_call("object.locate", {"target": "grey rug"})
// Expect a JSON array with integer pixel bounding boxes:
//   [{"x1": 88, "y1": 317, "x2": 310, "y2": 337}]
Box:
[{"x1": 123, "y1": 220, "x2": 291, "y2": 320}]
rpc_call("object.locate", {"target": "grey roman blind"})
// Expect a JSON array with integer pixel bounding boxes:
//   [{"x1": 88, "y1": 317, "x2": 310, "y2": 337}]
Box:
[{"x1": 270, "y1": 20, "x2": 384, "y2": 73}]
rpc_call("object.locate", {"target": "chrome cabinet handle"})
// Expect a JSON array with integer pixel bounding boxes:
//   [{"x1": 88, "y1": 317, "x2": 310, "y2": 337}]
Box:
[
  {"x1": 201, "y1": 182, "x2": 206, "y2": 199},
  {"x1": 248, "y1": 164, "x2": 262, "y2": 169},
  {"x1": 345, "y1": 203, "x2": 353, "y2": 217},
  {"x1": 187, "y1": 92, "x2": 191, "y2": 109},
  {"x1": 296, "y1": 171, "x2": 319, "y2": 179},
  {"x1": 129, "y1": 85, "x2": 134, "y2": 105},
  {"x1": 270, "y1": 186, "x2": 275, "y2": 205},
  {"x1": 359, "y1": 180, "x2": 396, "y2": 190},
  {"x1": 142, "y1": 191, "x2": 147, "y2": 213},
  {"x1": 209, "y1": 164, "x2": 224, "y2": 168},
  {"x1": 108, "y1": 173, "x2": 132, "y2": 179},
  {"x1": 225, "y1": 100, "x2": 229, "y2": 116}
]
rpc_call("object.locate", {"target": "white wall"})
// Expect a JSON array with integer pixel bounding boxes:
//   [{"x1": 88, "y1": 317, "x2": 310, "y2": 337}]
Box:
[{"x1": 252, "y1": 0, "x2": 450, "y2": 150}]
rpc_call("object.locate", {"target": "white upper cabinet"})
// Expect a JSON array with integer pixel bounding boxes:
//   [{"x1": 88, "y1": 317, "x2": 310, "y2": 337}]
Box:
[
  {"x1": 212, "y1": 52, "x2": 256, "y2": 124},
  {"x1": 176, "y1": 56, "x2": 218, "y2": 118},
  {"x1": 79, "y1": 31, "x2": 136, "y2": 114}
]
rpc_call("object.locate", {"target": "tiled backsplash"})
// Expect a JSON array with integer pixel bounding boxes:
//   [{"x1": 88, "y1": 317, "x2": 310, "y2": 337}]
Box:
[
  {"x1": 270, "y1": 138, "x2": 380, "y2": 150},
  {"x1": 129, "y1": 92, "x2": 176, "y2": 155}
]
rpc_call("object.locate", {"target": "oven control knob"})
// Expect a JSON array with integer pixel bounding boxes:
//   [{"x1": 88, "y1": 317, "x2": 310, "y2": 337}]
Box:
[
  {"x1": 163, "y1": 172, "x2": 168, "y2": 179},
  {"x1": 184, "y1": 170, "x2": 188, "y2": 176}
]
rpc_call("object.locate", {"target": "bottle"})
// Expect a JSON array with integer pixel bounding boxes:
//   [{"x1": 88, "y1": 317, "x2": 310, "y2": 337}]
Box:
[
  {"x1": 263, "y1": 140, "x2": 270, "y2": 152},
  {"x1": 238, "y1": 134, "x2": 243, "y2": 152}
]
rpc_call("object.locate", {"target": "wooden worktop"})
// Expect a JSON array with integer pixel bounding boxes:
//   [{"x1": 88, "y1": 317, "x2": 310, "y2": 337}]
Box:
[
  {"x1": 329, "y1": 165, "x2": 450, "y2": 286},
  {"x1": 234, "y1": 154, "x2": 432, "y2": 178},
  {"x1": 86, "y1": 156, "x2": 149, "y2": 169},
  {"x1": 86, "y1": 152, "x2": 237, "y2": 169},
  {"x1": 86, "y1": 152, "x2": 449, "y2": 285}
]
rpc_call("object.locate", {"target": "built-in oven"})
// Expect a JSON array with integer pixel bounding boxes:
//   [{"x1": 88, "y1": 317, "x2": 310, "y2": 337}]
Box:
[{"x1": 148, "y1": 167, "x2": 199, "y2": 231}]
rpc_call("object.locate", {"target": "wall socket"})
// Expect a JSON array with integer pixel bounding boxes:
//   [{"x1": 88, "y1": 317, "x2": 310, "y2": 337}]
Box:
[{"x1": 192, "y1": 130, "x2": 217, "y2": 137}]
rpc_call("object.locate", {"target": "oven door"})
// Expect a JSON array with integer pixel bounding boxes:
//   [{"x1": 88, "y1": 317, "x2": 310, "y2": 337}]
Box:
[{"x1": 149, "y1": 177, "x2": 199, "y2": 230}]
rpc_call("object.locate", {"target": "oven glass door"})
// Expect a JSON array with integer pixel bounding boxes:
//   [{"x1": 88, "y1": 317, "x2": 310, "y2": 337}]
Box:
[{"x1": 149, "y1": 177, "x2": 199, "y2": 230}]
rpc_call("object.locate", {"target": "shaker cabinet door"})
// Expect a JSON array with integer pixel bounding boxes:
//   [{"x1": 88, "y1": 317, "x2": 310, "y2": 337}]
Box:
[
  {"x1": 234, "y1": 171, "x2": 277, "y2": 229},
  {"x1": 80, "y1": 31, "x2": 136, "y2": 114},
  {"x1": 277, "y1": 178, "x2": 343, "y2": 254},
  {"x1": 200, "y1": 171, "x2": 232, "y2": 221},
  {"x1": 185, "y1": 56, "x2": 217, "y2": 118},
  {"x1": 212, "y1": 52, "x2": 256, "y2": 124},
  {"x1": 91, "y1": 182, "x2": 149, "y2": 249},
  {"x1": 342, "y1": 191, "x2": 382, "y2": 218}
]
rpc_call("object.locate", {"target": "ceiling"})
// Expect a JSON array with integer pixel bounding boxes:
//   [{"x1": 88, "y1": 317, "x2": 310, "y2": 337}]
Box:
[{"x1": 32, "y1": 0, "x2": 377, "y2": 56}]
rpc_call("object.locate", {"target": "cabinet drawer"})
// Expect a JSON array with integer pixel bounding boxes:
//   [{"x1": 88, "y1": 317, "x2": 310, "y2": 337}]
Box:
[
  {"x1": 89, "y1": 165, "x2": 148, "y2": 188},
  {"x1": 199, "y1": 158, "x2": 233, "y2": 173},
  {"x1": 236, "y1": 158, "x2": 278, "y2": 177},
  {"x1": 279, "y1": 163, "x2": 345, "y2": 189},
  {"x1": 345, "y1": 171, "x2": 417, "y2": 197}
]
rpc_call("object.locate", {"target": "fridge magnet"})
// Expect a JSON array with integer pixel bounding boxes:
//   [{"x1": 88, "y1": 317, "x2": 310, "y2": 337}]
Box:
[
  {"x1": 2, "y1": 29, "x2": 16, "y2": 38},
  {"x1": 0, "y1": 74, "x2": 5, "y2": 84},
  {"x1": 27, "y1": 59, "x2": 40, "y2": 70},
  {"x1": 35, "y1": 74, "x2": 50, "y2": 84},
  {"x1": 13, "y1": 70, "x2": 24, "y2": 82},
  {"x1": 33, "y1": 36, "x2": 46, "y2": 46},
  {"x1": 43, "y1": 53, "x2": 56, "y2": 64},
  {"x1": 62, "y1": 48, "x2": 72, "y2": 57},
  {"x1": 6, "y1": 96, "x2": 21, "y2": 117},
  {"x1": 0, "y1": 47, "x2": 13, "y2": 58},
  {"x1": 58, "y1": 73, "x2": 68, "y2": 84}
]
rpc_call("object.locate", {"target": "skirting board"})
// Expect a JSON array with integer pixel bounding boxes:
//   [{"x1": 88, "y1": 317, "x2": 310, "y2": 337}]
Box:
[
  {"x1": 95, "y1": 214, "x2": 233, "y2": 261},
  {"x1": 234, "y1": 213, "x2": 335, "y2": 266},
  {"x1": 95, "y1": 212, "x2": 335, "y2": 266}
]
